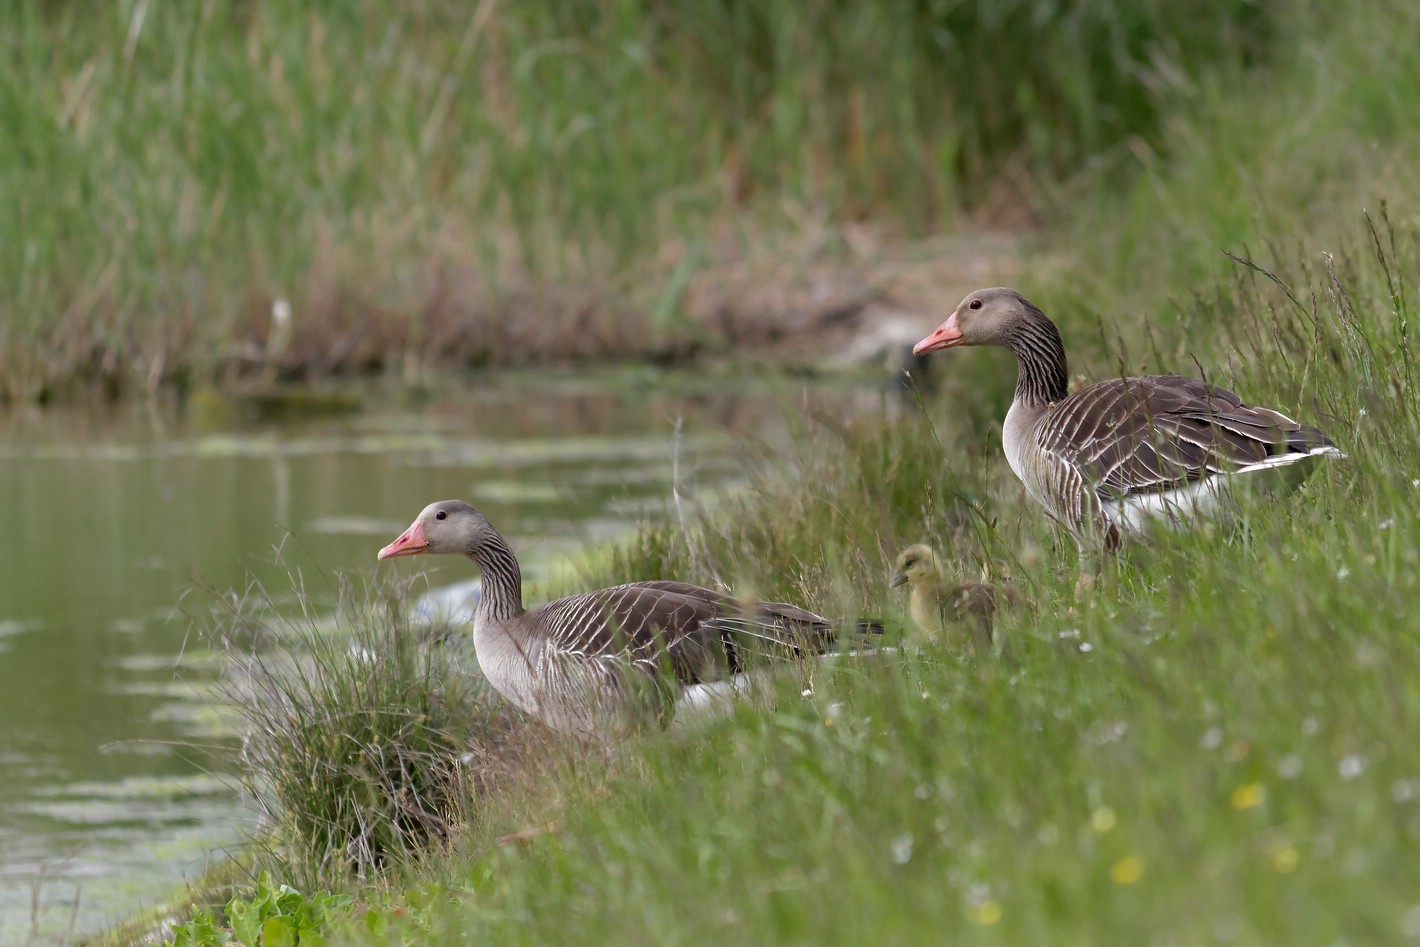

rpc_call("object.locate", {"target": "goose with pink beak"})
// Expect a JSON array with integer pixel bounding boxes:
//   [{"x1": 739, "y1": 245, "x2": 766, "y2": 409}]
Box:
[
  {"x1": 912, "y1": 287, "x2": 1343, "y2": 568},
  {"x1": 377, "y1": 500, "x2": 882, "y2": 736}
]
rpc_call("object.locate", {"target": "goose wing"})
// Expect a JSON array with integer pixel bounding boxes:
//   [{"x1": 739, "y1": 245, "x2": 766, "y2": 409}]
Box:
[
  {"x1": 530, "y1": 582, "x2": 840, "y2": 687},
  {"x1": 1038, "y1": 374, "x2": 1332, "y2": 501}
]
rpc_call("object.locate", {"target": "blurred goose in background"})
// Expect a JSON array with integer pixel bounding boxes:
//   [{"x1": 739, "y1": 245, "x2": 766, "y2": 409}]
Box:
[
  {"x1": 889, "y1": 544, "x2": 1016, "y2": 655},
  {"x1": 379, "y1": 500, "x2": 879, "y2": 738},
  {"x1": 913, "y1": 288, "x2": 1343, "y2": 571}
]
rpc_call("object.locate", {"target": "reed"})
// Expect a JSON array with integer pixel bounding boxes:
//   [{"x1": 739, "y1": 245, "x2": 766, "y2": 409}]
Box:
[{"x1": 1, "y1": 0, "x2": 1267, "y2": 402}]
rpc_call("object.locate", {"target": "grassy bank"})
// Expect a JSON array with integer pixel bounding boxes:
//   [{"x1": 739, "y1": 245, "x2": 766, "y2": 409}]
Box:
[
  {"x1": 167, "y1": 220, "x2": 1418, "y2": 945},
  {"x1": 114, "y1": 0, "x2": 1420, "y2": 943},
  {"x1": 2, "y1": 0, "x2": 1265, "y2": 403}
]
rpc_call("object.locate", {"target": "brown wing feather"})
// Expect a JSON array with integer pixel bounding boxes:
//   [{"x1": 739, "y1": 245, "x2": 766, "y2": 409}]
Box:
[
  {"x1": 1040, "y1": 375, "x2": 1333, "y2": 500},
  {"x1": 529, "y1": 581, "x2": 839, "y2": 689}
]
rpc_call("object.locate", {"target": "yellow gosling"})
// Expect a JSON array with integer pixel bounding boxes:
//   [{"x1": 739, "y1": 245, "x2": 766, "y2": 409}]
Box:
[{"x1": 889, "y1": 544, "x2": 1017, "y2": 655}]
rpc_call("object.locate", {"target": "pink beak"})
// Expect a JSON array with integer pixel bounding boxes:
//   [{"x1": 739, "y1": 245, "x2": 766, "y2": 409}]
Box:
[
  {"x1": 913, "y1": 310, "x2": 964, "y2": 355},
  {"x1": 377, "y1": 519, "x2": 429, "y2": 560}
]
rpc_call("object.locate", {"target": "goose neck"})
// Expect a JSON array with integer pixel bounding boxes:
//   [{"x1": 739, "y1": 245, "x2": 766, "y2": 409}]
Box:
[
  {"x1": 470, "y1": 530, "x2": 525, "y2": 622},
  {"x1": 1005, "y1": 311, "x2": 1069, "y2": 407}
]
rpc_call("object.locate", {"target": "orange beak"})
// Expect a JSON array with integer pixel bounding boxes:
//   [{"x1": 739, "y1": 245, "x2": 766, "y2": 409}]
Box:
[
  {"x1": 913, "y1": 310, "x2": 964, "y2": 355},
  {"x1": 377, "y1": 519, "x2": 429, "y2": 560}
]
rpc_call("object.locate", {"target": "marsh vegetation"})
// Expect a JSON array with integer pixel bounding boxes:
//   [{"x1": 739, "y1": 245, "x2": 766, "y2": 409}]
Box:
[
  {"x1": 6, "y1": 0, "x2": 1262, "y2": 401},
  {"x1": 6, "y1": 0, "x2": 1420, "y2": 943}
]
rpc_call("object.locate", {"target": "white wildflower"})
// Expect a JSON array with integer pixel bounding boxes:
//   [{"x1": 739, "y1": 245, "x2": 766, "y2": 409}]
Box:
[
  {"x1": 1393, "y1": 778, "x2": 1420, "y2": 803},
  {"x1": 891, "y1": 833, "x2": 914, "y2": 865},
  {"x1": 1339, "y1": 754, "x2": 1366, "y2": 780},
  {"x1": 1403, "y1": 905, "x2": 1420, "y2": 938}
]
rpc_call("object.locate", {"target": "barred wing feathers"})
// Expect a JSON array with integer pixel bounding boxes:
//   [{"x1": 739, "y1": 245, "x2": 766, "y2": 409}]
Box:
[
  {"x1": 1037, "y1": 375, "x2": 1335, "y2": 503},
  {"x1": 525, "y1": 581, "x2": 855, "y2": 693}
]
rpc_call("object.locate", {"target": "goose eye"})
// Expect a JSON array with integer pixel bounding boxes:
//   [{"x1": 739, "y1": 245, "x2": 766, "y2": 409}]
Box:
[
  {"x1": 969, "y1": 298, "x2": 983, "y2": 310},
  {"x1": 903, "y1": 558, "x2": 916, "y2": 568},
  {"x1": 435, "y1": 510, "x2": 447, "y2": 521}
]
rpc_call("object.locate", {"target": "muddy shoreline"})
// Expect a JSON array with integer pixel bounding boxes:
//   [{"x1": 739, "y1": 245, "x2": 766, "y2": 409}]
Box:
[{"x1": 9, "y1": 230, "x2": 1023, "y2": 406}]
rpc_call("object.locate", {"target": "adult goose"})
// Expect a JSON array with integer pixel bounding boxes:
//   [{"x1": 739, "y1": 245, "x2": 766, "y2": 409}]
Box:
[
  {"x1": 378, "y1": 500, "x2": 873, "y2": 737},
  {"x1": 889, "y1": 544, "x2": 1016, "y2": 655},
  {"x1": 913, "y1": 288, "x2": 1343, "y2": 552}
]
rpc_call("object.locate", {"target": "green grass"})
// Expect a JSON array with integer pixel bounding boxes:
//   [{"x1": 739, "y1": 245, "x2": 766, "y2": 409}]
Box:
[
  {"x1": 119, "y1": 0, "x2": 1420, "y2": 942},
  {"x1": 167, "y1": 219, "x2": 1420, "y2": 944},
  {"x1": 254, "y1": 216, "x2": 1414, "y2": 946},
  {"x1": 1050, "y1": 0, "x2": 1420, "y2": 318},
  {"x1": 0, "y1": 0, "x2": 1266, "y2": 402},
  {"x1": 164, "y1": 872, "x2": 351, "y2": 947}
]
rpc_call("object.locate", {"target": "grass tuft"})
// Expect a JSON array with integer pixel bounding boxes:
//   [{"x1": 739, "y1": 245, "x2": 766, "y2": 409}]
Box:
[{"x1": 207, "y1": 572, "x2": 522, "y2": 887}]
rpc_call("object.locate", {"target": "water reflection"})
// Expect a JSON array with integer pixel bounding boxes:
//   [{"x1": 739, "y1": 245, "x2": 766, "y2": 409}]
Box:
[{"x1": 0, "y1": 370, "x2": 867, "y2": 941}]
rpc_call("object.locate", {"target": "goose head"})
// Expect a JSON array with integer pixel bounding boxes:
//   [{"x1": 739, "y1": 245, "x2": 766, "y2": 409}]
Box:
[
  {"x1": 377, "y1": 500, "x2": 494, "y2": 559},
  {"x1": 889, "y1": 544, "x2": 940, "y2": 590},
  {"x1": 913, "y1": 287, "x2": 1035, "y2": 355}
]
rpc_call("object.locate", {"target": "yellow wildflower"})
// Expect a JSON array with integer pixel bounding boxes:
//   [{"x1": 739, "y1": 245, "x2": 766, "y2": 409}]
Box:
[
  {"x1": 1110, "y1": 855, "x2": 1144, "y2": 885},
  {"x1": 970, "y1": 900, "x2": 1002, "y2": 925},
  {"x1": 1268, "y1": 846, "x2": 1299, "y2": 873},
  {"x1": 1230, "y1": 783, "x2": 1266, "y2": 810}
]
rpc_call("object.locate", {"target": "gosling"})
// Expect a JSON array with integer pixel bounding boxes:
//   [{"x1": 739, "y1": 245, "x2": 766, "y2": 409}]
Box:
[{"x1": 889, "y1": 544, "x2": 1016, "y2": 655}]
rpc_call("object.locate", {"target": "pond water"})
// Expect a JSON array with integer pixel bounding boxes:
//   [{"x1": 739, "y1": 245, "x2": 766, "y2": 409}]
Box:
[{"x1": 0, "y1": 369, "x2": 881, "y2": 943}]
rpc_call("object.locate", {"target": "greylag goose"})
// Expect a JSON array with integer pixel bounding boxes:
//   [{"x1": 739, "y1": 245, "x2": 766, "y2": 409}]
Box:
[
  {"x1": 913, "y1": 288, "x2": 1343, "y2": 551},
  {"x1": 889, "y1": 544, "x2": 1015, "y2": 654},
  {"x1": 378, "y1": 500, "x2": 874, "y2": 737}
]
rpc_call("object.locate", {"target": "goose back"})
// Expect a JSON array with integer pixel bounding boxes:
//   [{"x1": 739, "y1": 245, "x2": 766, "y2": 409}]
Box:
[
  {"x1": 1016, "y1": 374, "x2": 1337, "y2": 542},
  {"x1": 481, "y1": 581, "x2": 847, "y2": 733}
]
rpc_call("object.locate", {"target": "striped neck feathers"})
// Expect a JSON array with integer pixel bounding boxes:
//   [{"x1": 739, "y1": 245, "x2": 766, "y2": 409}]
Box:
[
  {"x1": 469, "y1": 528, "x2": 526, "y2": 622},
  {"x1": 1002, "y1": 303, "x2": 1069, "y2": 407}
]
